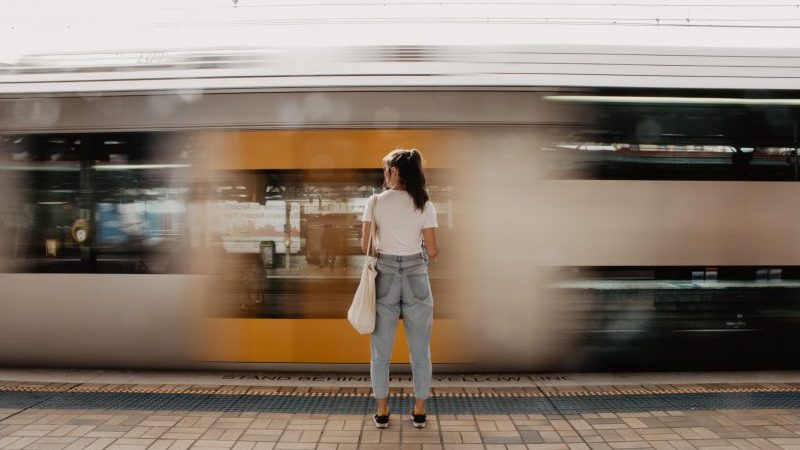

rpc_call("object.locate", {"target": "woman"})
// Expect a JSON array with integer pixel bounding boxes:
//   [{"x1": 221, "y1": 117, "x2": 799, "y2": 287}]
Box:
[{"x1": 361, "y1": 148, "x2": 439, "y2": 429}]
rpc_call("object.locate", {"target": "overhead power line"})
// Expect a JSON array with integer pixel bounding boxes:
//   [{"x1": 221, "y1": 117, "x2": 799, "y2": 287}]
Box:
[
  {"x1": 163, "y1": 1, "x2": 800, "y2": 9},
  {"x1": 153, "y1": 16, "x2": 800, "y2": 29}
]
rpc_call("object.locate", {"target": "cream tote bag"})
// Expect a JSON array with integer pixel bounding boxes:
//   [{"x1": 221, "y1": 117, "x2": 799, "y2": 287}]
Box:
[{"x1": 348, "y1": 194, "x2": 378, "y2": 334}]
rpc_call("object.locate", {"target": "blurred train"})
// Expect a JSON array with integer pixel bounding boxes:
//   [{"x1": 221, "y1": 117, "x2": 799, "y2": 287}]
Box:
[{"x1": 2, "y1": 45, "x2": 800, "y2": 371}]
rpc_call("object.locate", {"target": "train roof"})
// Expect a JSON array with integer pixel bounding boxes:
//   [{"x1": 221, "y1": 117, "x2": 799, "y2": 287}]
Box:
[{"x1": 2, "y1": 44, "x2": 800, "y2": 94}]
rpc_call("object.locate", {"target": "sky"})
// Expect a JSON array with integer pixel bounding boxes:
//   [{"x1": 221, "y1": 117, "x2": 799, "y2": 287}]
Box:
[{"x1": 3, "y1": 0, "x2": 800, "y2": 65}]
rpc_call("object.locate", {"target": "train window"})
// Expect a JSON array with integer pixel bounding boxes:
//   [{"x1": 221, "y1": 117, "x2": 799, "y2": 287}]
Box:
[
  {"x1": 0, "y1": 135, "x2": 82, "y2": 272},
  {"x1": 542, "y1": 142, "x2": 800, "y2": 181},
  {"x1": 0, "y1": 133, "x2": 191, "y2": 273},
  {"x1": 541, "y1": 100, "x2": 800, "y2": 181}
]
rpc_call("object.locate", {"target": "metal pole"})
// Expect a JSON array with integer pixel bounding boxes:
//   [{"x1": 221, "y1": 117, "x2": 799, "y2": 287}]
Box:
[
  {"x1": 284, "y1": 201, "x2": 291, "y2": 270},
  {"x1": 794, "y1": 123, "x2": 798, "y2": 181}
]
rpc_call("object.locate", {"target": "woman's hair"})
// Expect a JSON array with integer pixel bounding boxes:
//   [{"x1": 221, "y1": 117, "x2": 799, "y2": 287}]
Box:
[{"x1": 383, "y1": 148, "x2": 429, "y2": 211}]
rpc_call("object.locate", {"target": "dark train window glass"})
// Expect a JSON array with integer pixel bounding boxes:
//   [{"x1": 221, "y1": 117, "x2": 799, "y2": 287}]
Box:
[
  {"x1": 541, "y1": 142, "x2": 800, "y2": 181},
  {"x1": 0, "y1": 133, "x2": 191, "y2": 273},
  {"x1": 541, "y1": 94, "x2": 800, "y2": 181},
  {"x1": 91, "y1": 134, "x2": 191, "y2": 273},
  {"x1": 0, "y1": 135, "x2": 82, "y2": 272}
]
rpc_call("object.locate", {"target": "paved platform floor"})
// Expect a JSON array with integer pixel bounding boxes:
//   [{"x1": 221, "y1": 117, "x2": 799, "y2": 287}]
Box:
[{"x1": 2, "y1": 370, "x2": 800, "y2": 450}]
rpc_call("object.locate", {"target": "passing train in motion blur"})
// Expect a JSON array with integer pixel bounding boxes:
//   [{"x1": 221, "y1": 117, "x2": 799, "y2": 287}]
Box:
[{"x1": 2, "y1": 45, "x2": 800, "y2": 371}]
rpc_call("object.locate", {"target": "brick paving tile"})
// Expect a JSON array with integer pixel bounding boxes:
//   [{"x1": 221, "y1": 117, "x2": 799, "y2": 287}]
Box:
[
  {"x1": 642, "y1": 434, "x2": 683, "y2": 441},
  {"x1": 141, "y1": 427, "x2": 169, "y2": 440},
  {"x1": 691, "y1": 429, "x2": 722, "y2": 440},
  {"x1": 589, "y1": 444, "x2": 614, "y2": 450},
  {"x1": 92, "y1": 426, "x2": 130, "y2": 434},
  {"x1": 769, "y1": 439, "x2": 800, "y2": 445},
  {"x1": 727, "y1": 439, "x2": 762, "y2": 450},
  {"x1": 77, "y1": 437, "x2": 115, "y2": 450},
  {"x1": 318, "y1": 430, "x2": 360, "y2": 444},
  {"x1": 49, "y1": 425, "x2": 82, "y2": 437},
  {"x1": 479, "y1": 421, "x2": 499, "y2": 432},
  {"x1": 459, "y1": 431, "x2": 482, "y2": 444},
  {"x1": 649, "y1": 442, "x2": 675, "y2": 450},
  {"x1": 540, "y1": 431, "x2": 563, "y2": 443},
  {"x1": 666, "y1": 441, "x2": 696, "y2": 450},
  {"x1": 276, "y1": 430, "x2": 302, "y2": 443},
  {"x1": 638, "y1": 430, "x2": 675, "y2": 436},
  {"x1": 63, "y1": 436, "x2": 97, "y2": 449},
  {"x1": 376, "y1": 431, "x2": 400, "y2": 443},
  {"x1": 124, "y1": 427, "x2": 156, "y2": 439},
  {"x1": 482, "y1": 431, "x2": 524, "y2": 444},
  {"x1": 687, "y1": 440, "x2": 732, "y2": 447},
  {"x1": 113, "y1": 438, "x2": 156, "y2": 446},
  {"x1": 142, "y1": 419, "x2": 181, "y2": 428},
  {"x1": 163, "y1": 433, "x2": 202, "y2": 440},
  {"x1": 239, "y1": 432, "x2": 282, "y2": 442},
  {"x1": 200, "y1": 429, "x2": 226, "y2": 440},
  {"x1": 147, "y1": 440, "x2": 178, "y2": 450},
  {"x1": 2, "y1": 436, "x2": 38, "y2": 449},
  {"x1": 608, "y1": 441, "x2": 655, "y2": 449},
  {"x1": 623, "y1": 419, "x2": 650, "y2": 429},
  {"x1": 188, "y1": 439, "x2": 235, "y2": 448},
  {"x1": 714, "y1": 432, "x2": 759, "y2": 440},
  {"x1": 441, "y1": 444, "x2": 484, "y2": 450},
  {"x1": 175, "y1": 418, "x2": 200, "y2": 428},
  {"x1": 169, "y1": 428, "x2": 207, "y2": 435},
  {"x1": 402, "y1": 431, "x2": 442, "y2": 444},
  {"x1": 745, "y1": 438, "x2": 785, "y2": 450},
  {"x1": 271, "y1": 443, "x2": 316, "y2": 450},
  {"x1": 356, "y1": 445, "x2": 405, "y2": 450},
  {"x1": 247, "y1": 444, "x2": 274, "y2": 450},
  {"x1": 421, "y1": 444, "x2": 444, "y2": 450},
  {"x1": 297, "y1": 430, "x2": 320, "y2": 442},
  {"x1": 0, "y1": 424, "x2": 22, "y2": 434},
  {"x1": 86, "y1": 431, "x2": 128, "y2": 439},
  {"x1": 590, "y1": 419, "x2": 628, "y2": 425},
  {"x1": 617, "y1": 429, "x2": 642, "y2": 441},
  {"x1": 569, "y1": 444, "x2": 592, "y2": 450}
]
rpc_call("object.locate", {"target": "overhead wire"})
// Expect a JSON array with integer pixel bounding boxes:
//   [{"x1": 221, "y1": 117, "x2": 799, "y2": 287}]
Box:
[
  {"x1": 156, "y1": 0, "x2": 800, "y2": 29},
  {"x1": 152, "y1": 16, "x2": 800, "y2": 29},
  {"x1": 162, "y1": 1, "x2": 800, "y2": 8}
]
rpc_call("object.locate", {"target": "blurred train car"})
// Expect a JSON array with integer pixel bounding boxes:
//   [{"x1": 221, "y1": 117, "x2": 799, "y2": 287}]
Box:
[{"x1": 2, "y1": 45, "x2": 800, "y2": 370}]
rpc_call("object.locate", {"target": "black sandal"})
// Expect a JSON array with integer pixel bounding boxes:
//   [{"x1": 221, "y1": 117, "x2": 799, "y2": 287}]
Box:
[
  {"x1": 410, "y1": 409, "x2": 426, "y2": 428},
  {"x1": 373, "y1": 413, "x2": 390, "y2": 429}
]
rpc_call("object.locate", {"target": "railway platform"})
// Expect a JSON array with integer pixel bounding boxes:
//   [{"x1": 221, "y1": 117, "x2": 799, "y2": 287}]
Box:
[{"x1": 1, "y1": 369, "x2": 800, "y2": 450}]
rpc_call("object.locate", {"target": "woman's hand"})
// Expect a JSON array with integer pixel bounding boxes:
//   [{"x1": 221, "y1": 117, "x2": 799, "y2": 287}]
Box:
[{"x1": 422, "y1": 227, "x2": 439, "y2": 262}]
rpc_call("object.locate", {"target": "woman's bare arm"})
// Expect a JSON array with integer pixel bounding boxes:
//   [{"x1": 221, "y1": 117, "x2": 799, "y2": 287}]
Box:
[
  {"x1": 422, "y1": 227, "x2": 439, "y2": 261},
  {"x1": 361, "y1": 221, "x2": 373, "y2": 254}
]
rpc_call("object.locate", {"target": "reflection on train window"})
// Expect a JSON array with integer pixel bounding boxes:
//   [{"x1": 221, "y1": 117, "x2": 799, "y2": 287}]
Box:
[
  {"x1": 552, "y1": 266, "x2": 800, "y2": 366},
  {"x1": 209, "y1": 170, "x2": 455, "y2": 319},
  {"x1": 543, "y1": 143, "x2": 800, "y2": 181},
  {"x1": 0, "y1": 133, "x2": 192, "y2": 273},
  {"x1": 543, "y1": 99, "x2": 800, "y2": 181}
]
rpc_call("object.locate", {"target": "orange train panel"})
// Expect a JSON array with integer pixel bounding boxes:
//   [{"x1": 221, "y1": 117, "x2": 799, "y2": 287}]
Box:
[
  {"x1": 194, "y1": 318, "x2": 469, "y2": 364},
  {"x1": 205, "y1": 129, "x2": 463, "y2": 170}
]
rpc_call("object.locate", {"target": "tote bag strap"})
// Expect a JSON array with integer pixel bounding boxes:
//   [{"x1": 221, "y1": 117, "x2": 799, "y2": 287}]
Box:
[{"x1": 365, "y1": 194, "x2": 378, "y2": 257}]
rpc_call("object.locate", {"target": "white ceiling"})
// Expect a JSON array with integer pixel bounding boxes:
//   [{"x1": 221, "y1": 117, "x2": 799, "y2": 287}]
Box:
[{"x1": 4, "y1": 0, "x2": 800, "y2": 65}]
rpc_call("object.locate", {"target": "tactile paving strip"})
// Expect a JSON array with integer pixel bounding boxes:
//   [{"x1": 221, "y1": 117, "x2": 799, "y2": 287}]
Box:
[{"x1": 2, "y1": 388, "x2": 800, "y2": 415}]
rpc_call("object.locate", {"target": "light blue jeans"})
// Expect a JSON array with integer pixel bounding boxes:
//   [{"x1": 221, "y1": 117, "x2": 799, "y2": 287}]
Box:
[{"x1": 370, "y1": 252, "x2": 433, "y2": 400}]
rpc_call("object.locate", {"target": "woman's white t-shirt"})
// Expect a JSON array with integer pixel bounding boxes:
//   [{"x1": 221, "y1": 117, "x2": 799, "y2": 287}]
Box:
[{"x1": 362, "y1": 190, "x2": 438, "y2": 256}]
